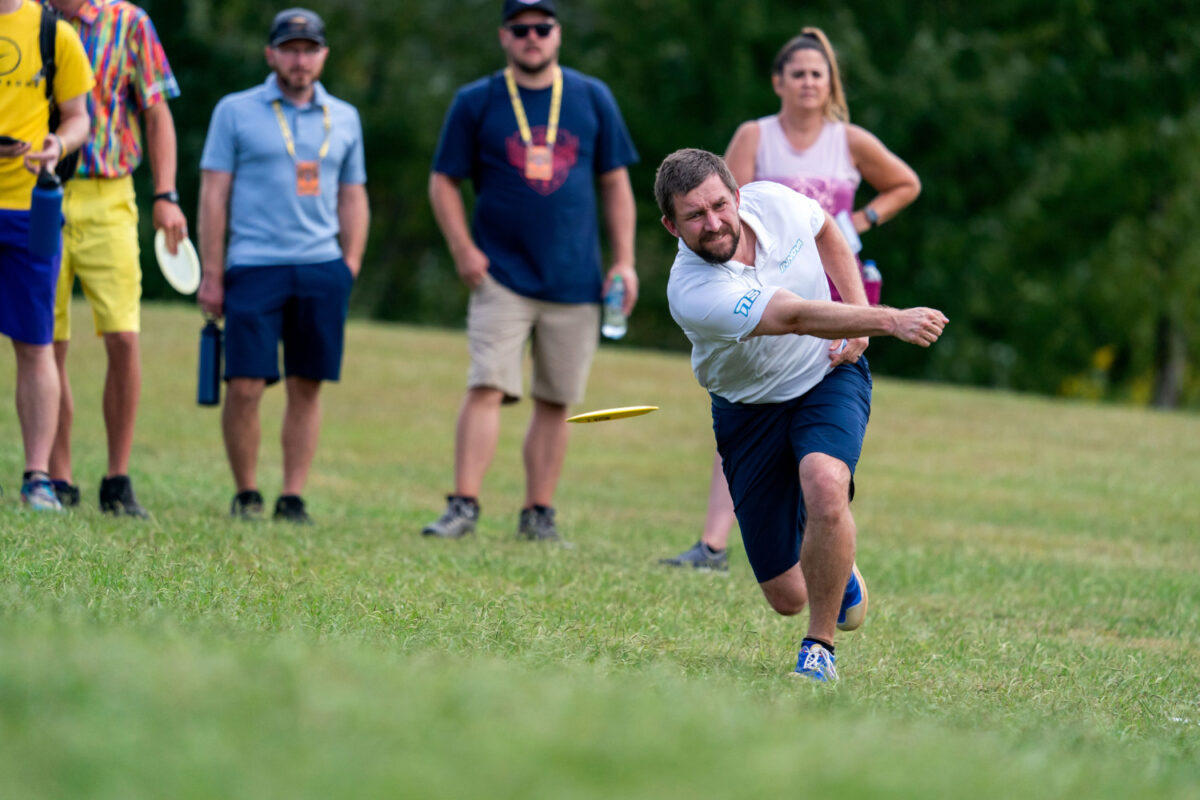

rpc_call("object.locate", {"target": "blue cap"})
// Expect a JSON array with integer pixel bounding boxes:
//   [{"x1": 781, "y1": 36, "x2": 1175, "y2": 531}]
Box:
[{"x1": 269, "y1": 8, "x2": 326, "y2": 47}]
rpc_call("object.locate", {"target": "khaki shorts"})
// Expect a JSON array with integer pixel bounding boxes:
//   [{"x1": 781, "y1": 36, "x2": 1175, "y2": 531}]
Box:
[
  {"x1": 467, "y1": 274, "x2": 600, "y2": 405},
  {"x1": 54, "y1": 176, "x2": 142, "y2": 341}
]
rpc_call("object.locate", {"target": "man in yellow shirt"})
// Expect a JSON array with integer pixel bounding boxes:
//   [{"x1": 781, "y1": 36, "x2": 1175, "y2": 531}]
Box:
[{"x1": 0, "y1": 0, "x2": 92, "y2": 510}]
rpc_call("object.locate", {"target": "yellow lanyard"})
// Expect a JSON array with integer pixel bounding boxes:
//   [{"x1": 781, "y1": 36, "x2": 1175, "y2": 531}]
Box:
[
  {"x1": 504, "y1": 66, "x2": 562, "y2": 147},
  {"x1": 271, "y1": 100, "x2": 332, "y2": 161}
]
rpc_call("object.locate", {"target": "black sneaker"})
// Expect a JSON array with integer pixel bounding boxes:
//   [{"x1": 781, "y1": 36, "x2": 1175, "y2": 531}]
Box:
[
  {"x1": 53, "y1": 480, "x2": 80, "y2": 508},
  {"x1": 230, "y1": 489, "x2": 265, "y2": 520},
  {"x1": 274, "y1": 494, "x2": 313, "y2": 524},
  {"x1": 659, "y1": 540, "x2": 729, "y2": 572},
  {"x1": 99, "y1": 475, "x2": 149, "y2": 518},
  {"x1": 422, "y1": 496, "x2": 479, "y2": 538},
  {"x1": 517, "y1": 506, "x2": 573, "y2": 548}
]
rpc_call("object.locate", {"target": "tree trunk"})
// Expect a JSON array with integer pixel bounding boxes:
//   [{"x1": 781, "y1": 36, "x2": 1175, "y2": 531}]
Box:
[{"x1": 1152, "y1": 312, "x2": 1188, "y2": 408}]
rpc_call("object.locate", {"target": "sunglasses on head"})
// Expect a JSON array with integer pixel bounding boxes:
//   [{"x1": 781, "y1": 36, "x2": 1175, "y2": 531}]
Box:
[{"x1": 506, "y1": 22, "x2": 556, "y2": 38}]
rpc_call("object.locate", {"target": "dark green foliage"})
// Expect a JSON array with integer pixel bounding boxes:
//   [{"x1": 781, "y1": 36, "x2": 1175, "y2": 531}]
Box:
[{"x1": 137, "y1": 0, "x2": 1200, "y2": 406}]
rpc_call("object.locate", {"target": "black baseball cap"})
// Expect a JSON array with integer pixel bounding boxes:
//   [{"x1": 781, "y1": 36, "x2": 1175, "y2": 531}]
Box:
[
  {"x1": 502, "y1": 0, "x2": 557, "y2": 23},
  {"x1": 269, "y1": 8, "x2": 326, "y2": 47}
]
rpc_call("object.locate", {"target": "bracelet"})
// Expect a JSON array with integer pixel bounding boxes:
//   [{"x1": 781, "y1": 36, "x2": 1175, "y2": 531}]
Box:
[
  {"x1": 50, "y1": 133, "x2": 64, "y2": 159},
  {"x1": 864, "y1": 207, "x2": 880, "y2": 229}
]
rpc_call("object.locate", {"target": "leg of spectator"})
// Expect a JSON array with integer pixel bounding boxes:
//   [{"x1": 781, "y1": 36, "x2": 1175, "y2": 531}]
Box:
[
  {"x1": 12, "y1": 340, "x2": 61, "y2": 473},
  {"x1": 281, "y1": 376, "x2": 322, "y2": 496},
  {"x1": 523, "y1": 396, "x2": 570, "y2": 508},
  {"x1": 453, "y1": 386, "x2": 504, "y2": 498},
  {"x1": 102, "y1": 331, "x2": 140, "y2": 477},
  {"x1": 702, "y1": 450, "x2": 737, "y2": 550},
  {"x1": 223, "y1": 377, "x2": 266, "y2": 492},
  {"x1": 49, "y1": 340, "x2": 74, "y2": 481}
]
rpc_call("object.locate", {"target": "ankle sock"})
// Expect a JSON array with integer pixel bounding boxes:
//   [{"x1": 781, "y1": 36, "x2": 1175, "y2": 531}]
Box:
[{"x1": 802, "y1": 637, "x2": 835, "y2": 655}]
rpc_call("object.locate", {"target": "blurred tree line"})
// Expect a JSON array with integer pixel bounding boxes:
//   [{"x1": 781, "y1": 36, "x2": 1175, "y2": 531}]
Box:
[{"x1": 134, "y1": 0, "x2": 1199, "y2": 407}]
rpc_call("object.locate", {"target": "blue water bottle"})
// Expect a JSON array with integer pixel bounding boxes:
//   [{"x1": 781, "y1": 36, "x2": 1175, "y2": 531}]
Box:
[
  {"x1": 28, "y1": 168, "x2": 63, "y2": 260},
  {"x1": 197, "y1": 317, "x2": 222, "y2": 406}
]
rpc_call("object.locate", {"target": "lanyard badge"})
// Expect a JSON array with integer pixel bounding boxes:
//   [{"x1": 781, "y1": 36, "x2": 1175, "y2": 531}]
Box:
[
  {"x1": 295, "y1": 162, "x2": 320, "y2": 196},
  {"x1": 272, "y1": 100, "x2": 331, "y2": 197},
  {"x1": 505, "y1": 67, "x2": 562, "y2": 182}
]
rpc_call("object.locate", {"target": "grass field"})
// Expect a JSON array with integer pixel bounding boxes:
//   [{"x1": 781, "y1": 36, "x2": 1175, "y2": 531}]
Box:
[{"x1": 1, "y1": 301, "x2": 1198, "y2": 799}]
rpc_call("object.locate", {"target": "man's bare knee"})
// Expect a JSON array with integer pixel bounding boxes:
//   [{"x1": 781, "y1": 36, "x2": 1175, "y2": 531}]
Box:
[
  {"x1": 766, "y1": 594, "x2": 807, "y2": 616},
  {"x1": 801, "y1": 462, "x2": 851, "y2": 523},
  {"x1": 760, "y1": 567, "x2": 808, "y2": 616},
  {"x1": 226, "y1": 379, "x2": 265, "y2": 405}
]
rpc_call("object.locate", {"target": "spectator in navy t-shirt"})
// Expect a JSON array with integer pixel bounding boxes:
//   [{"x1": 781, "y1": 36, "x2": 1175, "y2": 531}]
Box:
[{"x1": 422, "y1": 0, "x2": 639, "y2": 546}]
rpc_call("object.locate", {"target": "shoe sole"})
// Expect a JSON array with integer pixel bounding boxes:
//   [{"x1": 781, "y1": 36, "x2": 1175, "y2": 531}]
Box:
[
  {"x1": 658, "y1": 561, "x2": 730, "y2": 574},
  {"x1": 837, "y1": 563, "x2": 868, "y2": 632},
  {"x1": 422, "y1": 526, "x2": 475, "y2": 538},
  {"x1": 22, "y1": 500, "x2": 64, "y2": 512}
]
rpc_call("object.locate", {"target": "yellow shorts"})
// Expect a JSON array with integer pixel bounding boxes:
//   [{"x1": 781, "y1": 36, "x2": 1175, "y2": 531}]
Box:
[{"x1": 53, "y1": 175, "x2": 142, "y2": 341}]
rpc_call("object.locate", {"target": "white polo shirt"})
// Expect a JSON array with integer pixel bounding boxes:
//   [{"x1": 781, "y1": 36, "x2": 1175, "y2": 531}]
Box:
[{"x1": 667, "y1": 181, "x2": 834, "y2": 404}]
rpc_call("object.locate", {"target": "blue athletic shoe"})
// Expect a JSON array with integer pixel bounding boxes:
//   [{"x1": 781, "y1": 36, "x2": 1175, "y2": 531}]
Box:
[
  {"x1": 837, "y1": 563, "x2": 869, "y2": 632},
  {"x1": 792, "y1": 641, "x2": 838, "y2": 682},
  {"x1": 21, "y1": 475, "x2": 63, "y2": 512}
]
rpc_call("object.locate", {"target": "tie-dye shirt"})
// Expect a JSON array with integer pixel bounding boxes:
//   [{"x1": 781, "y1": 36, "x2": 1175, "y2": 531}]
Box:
[
  {"x1": 753, "y1": 117, "x2": 860, "y2": 217},
  {"x1": 50, "y1": 0, "x2": 179, "y2": 178}
]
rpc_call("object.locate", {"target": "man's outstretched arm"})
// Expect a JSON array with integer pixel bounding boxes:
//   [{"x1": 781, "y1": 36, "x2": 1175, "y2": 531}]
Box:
[{"x1": 750, "y1": 289, "x2": 948, "y2": 348}]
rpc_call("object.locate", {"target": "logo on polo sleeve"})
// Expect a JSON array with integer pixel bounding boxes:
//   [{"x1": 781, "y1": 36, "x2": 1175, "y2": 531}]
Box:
[{"x1": 734, "y1": 289, "x2": 761, "y2": 317}]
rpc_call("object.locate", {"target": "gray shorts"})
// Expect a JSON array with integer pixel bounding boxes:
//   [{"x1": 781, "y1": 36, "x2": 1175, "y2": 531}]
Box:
[{"x1": 467, "y1": 275, "x2": 600, "y2": 405}]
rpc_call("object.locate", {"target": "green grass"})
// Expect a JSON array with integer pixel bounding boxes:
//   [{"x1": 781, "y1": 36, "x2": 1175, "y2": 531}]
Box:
[{"x1": 1, "y1": 301, "x2": 1198, "y2": 799}]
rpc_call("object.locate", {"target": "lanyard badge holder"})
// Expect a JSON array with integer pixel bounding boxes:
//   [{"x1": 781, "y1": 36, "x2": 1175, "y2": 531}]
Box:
[
  {"x1": 505, "y1": 67, "x2": 562, "y2": 182},
  {"x1": 272, "y1": 100, "x2": 331, "y2": 197}
]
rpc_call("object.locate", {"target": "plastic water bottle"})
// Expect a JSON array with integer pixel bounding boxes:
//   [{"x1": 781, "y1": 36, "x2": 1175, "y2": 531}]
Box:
[
  {"x1": 28, "y1": 168, "x2": 63, "y2": 260},
  {"x1": 601, "y1": 275, "x2": 627, "y2": 340},
  {"x1": 834, "y1": 209, "x2": 863, "y2": 254},
  {"x1": 197, "y1": 318, "x2": 222, "y2": 406},
  {"x1": 862, "y1": 259, "x2": 882, "y2": 306}
]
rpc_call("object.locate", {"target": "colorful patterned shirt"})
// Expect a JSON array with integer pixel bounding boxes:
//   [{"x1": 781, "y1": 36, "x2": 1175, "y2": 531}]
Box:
[{"x1": 49, "y1": 0, "x2": 179, "y2": 178}]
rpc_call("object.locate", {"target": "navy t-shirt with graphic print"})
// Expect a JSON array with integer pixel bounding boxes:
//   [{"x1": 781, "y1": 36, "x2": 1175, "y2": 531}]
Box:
[{"x1": 432, "y1": 67, "x2": 638, "y2": 303}]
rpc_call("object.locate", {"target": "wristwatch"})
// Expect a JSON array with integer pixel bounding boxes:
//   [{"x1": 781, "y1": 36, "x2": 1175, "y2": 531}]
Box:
[
  {"x1": 153, "y1": 190, "x2": 180, "y2": 205},
  {"x1": 864, "y1": 206, "x2": 880, "y2": 229}
]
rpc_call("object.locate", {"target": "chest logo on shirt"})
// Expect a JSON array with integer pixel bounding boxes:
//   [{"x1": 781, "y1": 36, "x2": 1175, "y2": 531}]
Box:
[
  {"x1": 0, "y1": 38, "x2": 21, "y2": 77},
  {"x1": 779, "y1": 238, "x2": 803, "y2": 273},
  {"x1": 734, "y1": 289, "x2": 761, "y2": 317},
  {"x1": 506, "y1": 127, "x2": 579, "y2": 196}
]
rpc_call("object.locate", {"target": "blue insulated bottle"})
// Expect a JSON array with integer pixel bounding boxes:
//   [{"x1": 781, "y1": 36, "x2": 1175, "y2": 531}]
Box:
[
  {"x1": 28, "y1": 168, "x2": 63, "y2": 260},
  {"x1": 197, "y1": 318, "x2": 222, "y2": 406}
]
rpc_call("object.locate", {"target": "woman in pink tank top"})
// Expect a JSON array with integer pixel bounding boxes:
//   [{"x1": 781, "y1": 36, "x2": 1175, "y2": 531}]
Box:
[
  {"x1": 660, "y1": 28, "x2": 922, "y2": 572},
  {"x1": 725, "y1": 27, "x2": 921, "y2": 302}
]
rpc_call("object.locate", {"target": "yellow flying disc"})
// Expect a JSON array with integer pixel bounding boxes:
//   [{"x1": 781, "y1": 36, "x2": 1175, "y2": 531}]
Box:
[{"x1": 566, "y1": 405, "x2": 659, "y2": 423}]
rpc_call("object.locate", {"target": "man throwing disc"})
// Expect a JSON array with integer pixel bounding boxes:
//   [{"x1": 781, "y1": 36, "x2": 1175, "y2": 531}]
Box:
[{"x1": 655, "y1": 148, "x2": 947, "y2": 681}]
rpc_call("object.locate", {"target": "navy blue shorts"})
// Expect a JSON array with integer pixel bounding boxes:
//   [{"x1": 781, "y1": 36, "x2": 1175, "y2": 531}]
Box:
[
  {"x1": 0, "y1": 210, "x2": 60, "y2": 345},
  {"x1": 712, "y1": 358, "x2": 872, "y2": 583},
  {"x1": 223, "y1": 259, "x2": 354, "y2": 384}
]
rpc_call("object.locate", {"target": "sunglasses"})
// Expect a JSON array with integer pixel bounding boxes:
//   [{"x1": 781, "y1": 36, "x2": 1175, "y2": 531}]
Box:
[{"x1": 506, "y1": 22, "x2": 556, "y2": 38}]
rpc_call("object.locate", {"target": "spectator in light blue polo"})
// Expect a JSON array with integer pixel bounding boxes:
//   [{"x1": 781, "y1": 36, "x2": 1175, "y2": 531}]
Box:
[{"x1": 196, "y1": 7, "x2": 369, "y2": 524}]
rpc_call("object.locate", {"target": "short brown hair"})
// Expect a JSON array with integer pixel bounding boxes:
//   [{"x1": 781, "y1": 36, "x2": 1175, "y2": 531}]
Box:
[{"x1": 654, "y1": 148, "x2": 738, "y2": 223}]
